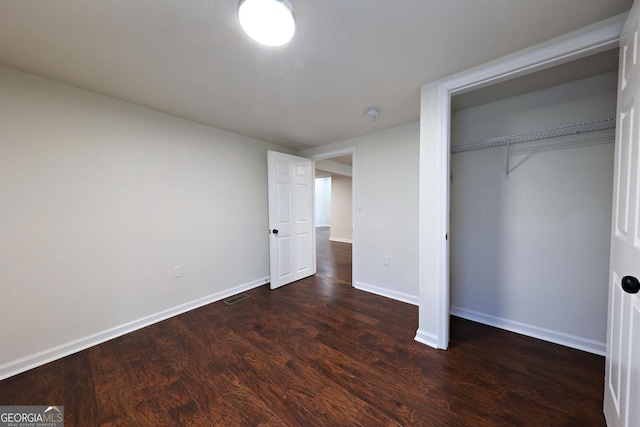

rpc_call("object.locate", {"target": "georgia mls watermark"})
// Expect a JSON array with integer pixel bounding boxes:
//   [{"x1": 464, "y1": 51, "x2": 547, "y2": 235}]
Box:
[{"x1": 0, "y1": 406, "x2": 63, "y2": 427}]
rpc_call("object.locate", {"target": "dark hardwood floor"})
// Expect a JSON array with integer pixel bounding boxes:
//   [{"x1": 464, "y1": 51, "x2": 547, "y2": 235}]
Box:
[{"x1": 0, "y1": 227, "x2": 605, "y2": 426}]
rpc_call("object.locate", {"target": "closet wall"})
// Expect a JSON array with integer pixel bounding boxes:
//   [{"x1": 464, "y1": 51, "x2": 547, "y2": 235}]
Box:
[{"x1": 450, "y1": 71, "x2": 617, "y2": 354}]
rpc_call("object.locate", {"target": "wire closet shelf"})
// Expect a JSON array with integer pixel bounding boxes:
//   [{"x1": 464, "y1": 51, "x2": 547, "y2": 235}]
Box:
[{"x1": 450, "y1": 118, "x2": 616, "y2": 154}]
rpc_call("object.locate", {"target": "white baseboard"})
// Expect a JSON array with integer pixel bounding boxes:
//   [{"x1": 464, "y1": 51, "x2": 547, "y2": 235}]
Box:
[
  {"x1": 414, "y1": 329, "x2": 440, "y2": 349},
  {"x1": 0, "y1": 277, "x2": 269, "y2": 381},
  {"x1": 450, "y1": 306, "x2": 606, "y2": 356},
  {"x1": 354, "y1": 281, "x2": 419, "y2": 306},
  {"x1": 329, "y1": 237, "x2": 352, "y2": 244}
]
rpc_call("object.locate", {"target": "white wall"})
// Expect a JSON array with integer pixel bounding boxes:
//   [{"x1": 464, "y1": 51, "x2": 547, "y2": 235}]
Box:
[
  {"x1": 449, "y1": 72, "x2": 616, "y2": 353},
  {"x1": 314, "y1": 177, "x2": 332, "y2": 227},
  {"x1": 300, "y1": 122, "x2": 420, "y2": 304},
  {"x1": 329, "y1": 175, "x2": 352, "y2": 243},
  {"x1": 0, "y1": 66, "x2": 285, "y2": 378}
]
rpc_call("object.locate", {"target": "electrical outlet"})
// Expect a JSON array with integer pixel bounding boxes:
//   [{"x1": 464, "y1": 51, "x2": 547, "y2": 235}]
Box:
[
  {"x1": 383, "y1": 256, "x2": 391, "y2": 266},
  {"x1": 174, "y1": 266, "x2": 183, "y2": 278}
]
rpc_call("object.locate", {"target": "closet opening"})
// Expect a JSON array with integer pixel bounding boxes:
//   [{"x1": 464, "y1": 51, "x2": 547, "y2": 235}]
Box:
[
  {"x1": 448, "y1": 48, "x2": 619, "y2": 355},
  {"x1": 314, "y1": 152, "x2": 354, "y2": 286}
]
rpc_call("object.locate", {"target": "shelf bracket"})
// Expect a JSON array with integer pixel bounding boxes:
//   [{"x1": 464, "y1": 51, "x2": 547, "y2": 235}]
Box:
[{"x1": 505, "y1": 139, "x2": 510, "y2": 180}]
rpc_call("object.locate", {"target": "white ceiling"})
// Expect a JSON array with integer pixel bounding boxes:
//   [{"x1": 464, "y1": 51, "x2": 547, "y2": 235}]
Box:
[
  {"x1": 327, "y1": 155, "x2": 353, "y2": 167},
  {"x1": 452, "y1": 48, "x2": 620, "y2": 111},
  {"x1": 0, "y1": 1, "x2": 632, "y2": 151},
  {"x1": 315, "y1": 154, "x2": 353, "y2": 178}
]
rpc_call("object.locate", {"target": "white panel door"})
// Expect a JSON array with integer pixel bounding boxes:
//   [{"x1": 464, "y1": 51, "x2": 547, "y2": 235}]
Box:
[
  {"x1": 267, "y1": 151, "x2": 315, "y2": 289},
  {"x1": 604, "y1": 2, "x2": 640, "y2": 426}
]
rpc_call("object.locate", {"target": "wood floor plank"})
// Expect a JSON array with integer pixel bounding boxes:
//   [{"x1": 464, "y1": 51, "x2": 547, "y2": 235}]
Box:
[
  {"x1": 229, "y1": 327, "x2": 401, "y2": 427},
  {"x1": 153, "y1": 316, "x2": 289, "y2": 426},
  {"x1": 63, "y1": 351, "x2": 98, "y2": 427},
  {"x1": 0, "y1": 227, "x2": 606, "y2": 426}
]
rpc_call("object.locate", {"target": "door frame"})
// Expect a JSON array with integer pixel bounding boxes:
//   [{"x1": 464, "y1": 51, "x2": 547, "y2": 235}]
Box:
[
  {"x1": 416, "y1": 15, "x2": 627, "y2": 349},
  {"x1": 311, "y1": 147, "x2": 357, "y2": 287}
]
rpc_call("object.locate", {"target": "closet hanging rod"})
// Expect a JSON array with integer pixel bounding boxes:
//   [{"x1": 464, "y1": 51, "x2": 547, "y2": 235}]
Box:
[{"x1": 451, "y1": 118, "x2": 616, "y2": 154}]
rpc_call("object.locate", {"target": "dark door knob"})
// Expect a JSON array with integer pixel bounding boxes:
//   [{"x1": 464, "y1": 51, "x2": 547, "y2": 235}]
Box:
[
  {"x1": 272, "y1": 229, "x2": 279, "y2": 235},
  {"x1": 621, "y1": 276, "x2": 640, "y2": 294}
]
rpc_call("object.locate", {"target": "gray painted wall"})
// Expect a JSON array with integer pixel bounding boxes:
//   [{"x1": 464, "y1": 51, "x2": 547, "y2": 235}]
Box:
[{"x1": 0, "y1": 66, "x2": 283, "y2": 373}]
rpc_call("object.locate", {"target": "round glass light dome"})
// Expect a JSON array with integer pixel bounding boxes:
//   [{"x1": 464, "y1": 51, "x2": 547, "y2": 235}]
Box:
[{"x1": 238, "y1": 0, "x2": 295, "y2": 47}]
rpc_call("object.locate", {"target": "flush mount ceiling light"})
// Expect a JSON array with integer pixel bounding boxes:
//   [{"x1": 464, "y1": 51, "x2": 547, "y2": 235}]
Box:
[{"x1": 238, "y1": 0, "x2": 295, "y2": 47}]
